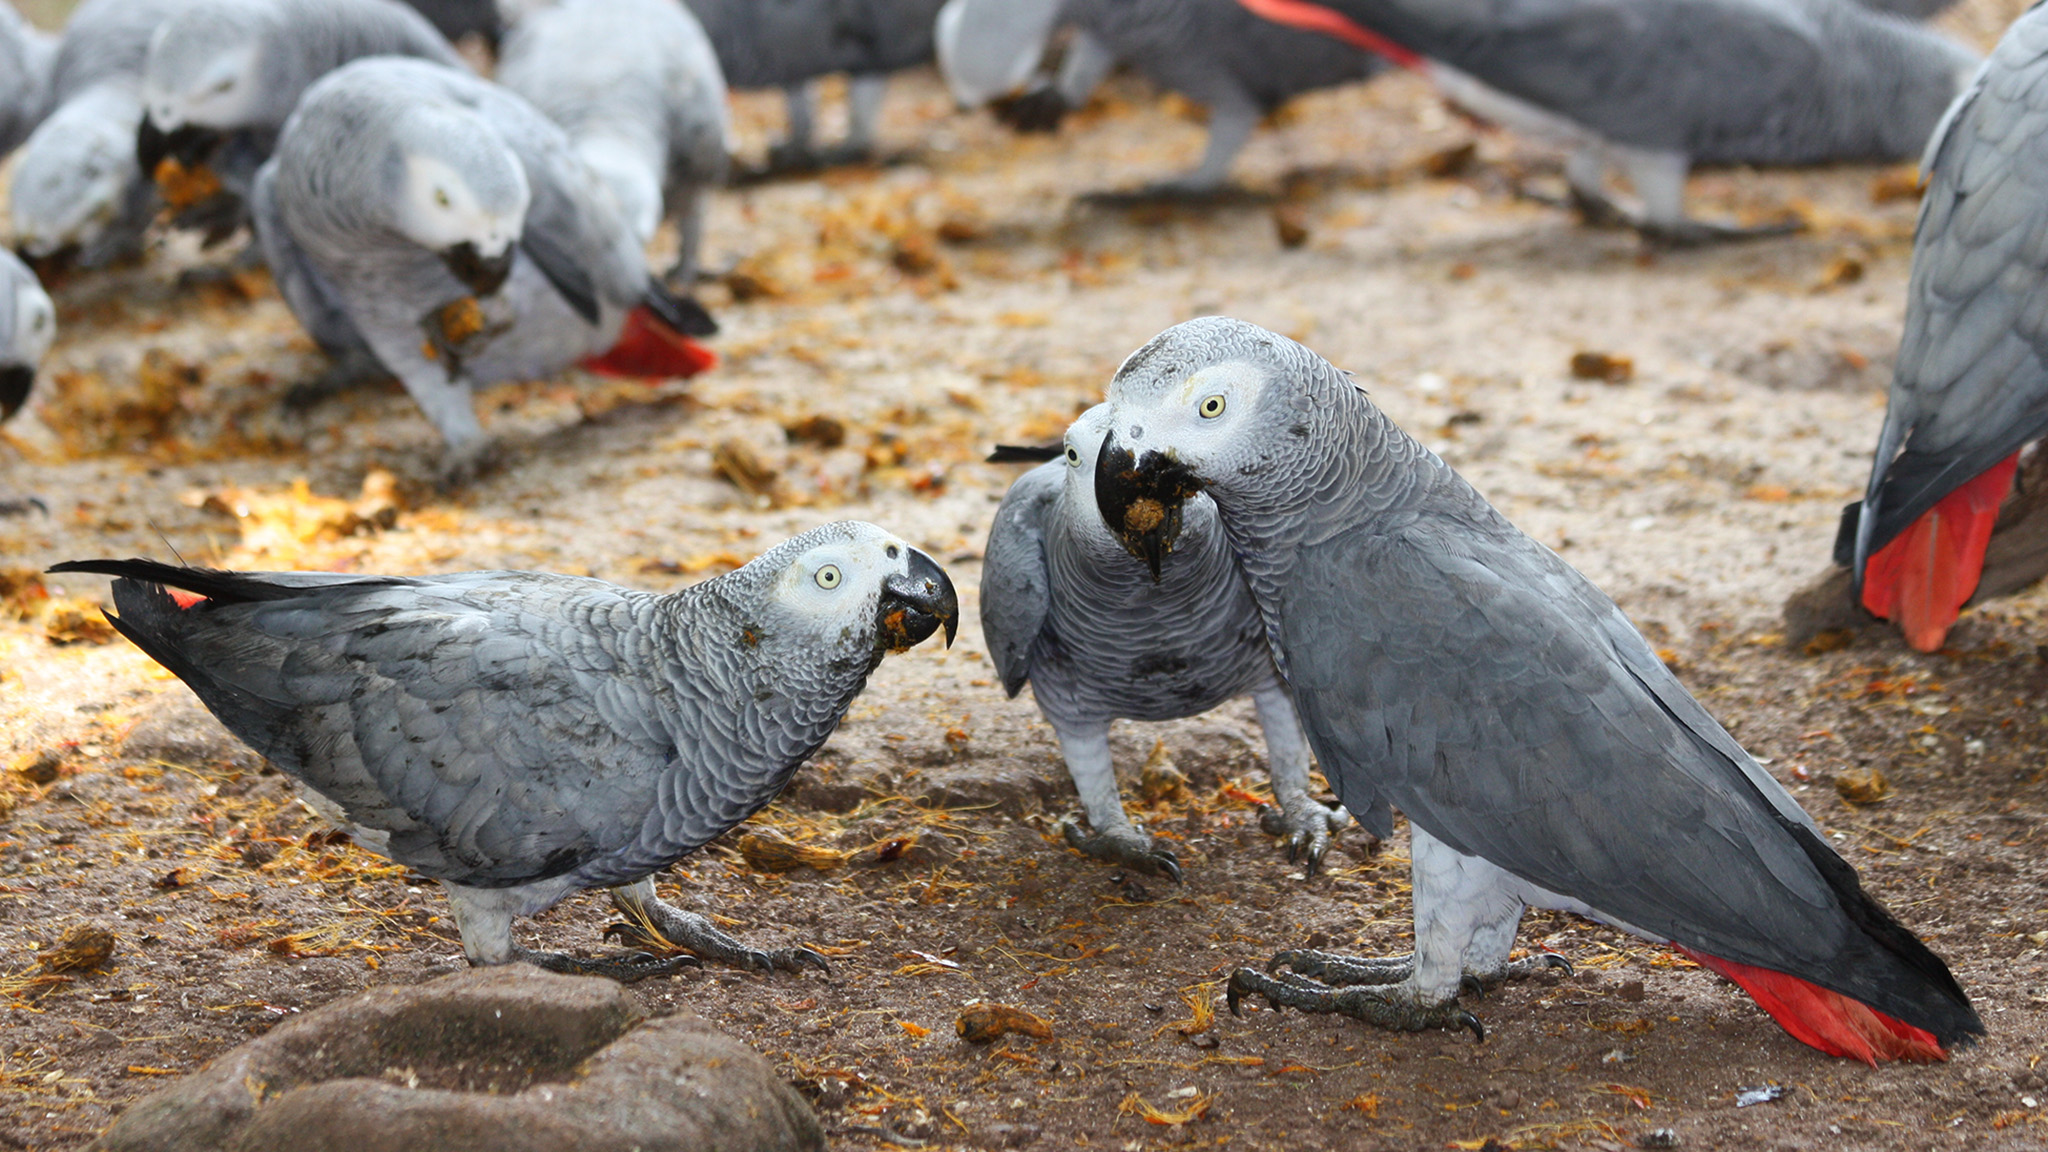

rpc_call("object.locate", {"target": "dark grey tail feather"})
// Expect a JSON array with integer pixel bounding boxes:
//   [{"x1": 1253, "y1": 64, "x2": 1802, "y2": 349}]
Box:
[
  {"x1": 644, "y1": 276, "x2": 718, "y2": 338},
  {"x1": 1785, "y1": 818, "x2": 1984, "y2": 1047},
  {"x1": 48, "y1": 558, "x2": 391, "y2": 604},
  {"x1": 987, "y1": 443, "x2": 1064, "y2": 464}
]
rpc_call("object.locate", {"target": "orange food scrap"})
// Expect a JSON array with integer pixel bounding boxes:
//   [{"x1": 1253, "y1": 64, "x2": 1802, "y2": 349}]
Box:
[{"x1": 956, "y1": 1002, "x2": 1053, "y2": 1044}]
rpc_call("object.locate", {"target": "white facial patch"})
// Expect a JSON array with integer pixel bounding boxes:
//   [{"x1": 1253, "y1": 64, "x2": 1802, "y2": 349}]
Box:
[
  {"x1": 396, "y1": 154, "x2": 527, "y2": 256},
  {"x1": 146, "y1": 43, "x2": 260, "y2": 130},
  {"x1": 13, "y1": 283, "x2": 55, "y2": 365}
]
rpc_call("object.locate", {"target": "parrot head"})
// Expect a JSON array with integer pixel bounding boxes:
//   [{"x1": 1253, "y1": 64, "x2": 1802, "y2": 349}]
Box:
[
  {"x1": 1094, "y1": 320, "x2": 1305, "y2": 578},
  {"x1": 139, "y1": 0, "x2": 275, "y2": 175},
  {"x1": 13, "y1": 93, "x2": 139, "y2": 262},
  {"x1": 719, "y1": 522, "x2": 959, "y2": 685},
  {"x1": 0, "y1": 258, "x2": 53, "y2": 421},
  {"x1": 386, "y1": 106, "x2": 531, "y2": 298}
]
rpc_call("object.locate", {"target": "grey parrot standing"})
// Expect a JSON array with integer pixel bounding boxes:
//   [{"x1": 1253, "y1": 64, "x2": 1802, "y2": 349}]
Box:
[
  {"x1": 937, "y1": 0, "x2": 1388, "y2": 196},
  {"x1": 0, "y1": 0, "x2": 54, "y2": 159},
  {"x1": 253, "y1": 56, "x2": 718, "y2": 480},
  {"x1": 9, "y1": 0, "x2": 183, "y2": 267},
  {"x1": 1834, "y1": 4, "x2": 2048, "y2": 654},
  {"x1": 679, "y1": 0, "x2": 948, "y2": 173},
  {"x1": 135, "y1": 0, "x2": 466, "y2": 242},
  {"x1": 1090, "y1": 317, "x2": 1982, "y2": 1063},
  {"x1": 52, "y1": 522, "x2": 959, "y2": 978},
  {"x1": 496, "y1": 0, "x2": 731, "y2": 287},
  {"x1": 0, "y1": 249, "x2": 56, "y2": 422},
  {"x1": 1235, "y1": 0, "x2": 1979, "y2": 242},
  {"x1": 981, "y1": 406, "x2": 1348, "y2": 881}
]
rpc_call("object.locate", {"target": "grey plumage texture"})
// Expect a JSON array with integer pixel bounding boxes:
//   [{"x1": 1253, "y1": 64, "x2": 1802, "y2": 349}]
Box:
[
  {"x1": 0, "y1": 248, "x2": 56, "y2": 421},
  {"x1": 939, "y1": 0, "x2": 1386, "y2": 190},
  {"x1": 1842, "y1": 6, "x2": 2048, "y2": 573},
  {"x1": 0, "y1": 1, "x2": 54, "y2": 158},
  {"x1": 53, "y1": 522, "x2": 958, "y2": 973},
  {"x1": 1272, "y1": 0, "x2": 1977, "y2": 233},
  {"x1": 8, "y1": 0, "x2": 181, "y2": 263},
  {"x1": 497, "y1": 0, "x2": 730, "y2": 282},
  {"x1": 255, "y1": 56, "x2": 678, "y2": 468},
  {"x1": 399, "y1": 0, "x2": 500, "y2": 44},
  {"x1": 1091, "y1": 317, "x2": 1980, "y2": 1050},
  {"x1": 680, "y1": 0, "x2": 948, "y2": 167},
  {"x1": 981, "y1": 406, "x2": 1344, "y2": 878}
]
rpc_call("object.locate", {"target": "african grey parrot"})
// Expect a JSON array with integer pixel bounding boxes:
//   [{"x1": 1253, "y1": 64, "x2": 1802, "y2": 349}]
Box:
[
  {"x1": 981, "y1": 406, "x2": 1348, "y2": 881},
  {"x1": 0, "y1": 249, "x2": 56, "y2": 423},
  {"x1": 937, "y1": 0, "x2": 1388, "y2": 196},
  {"x1": 52, "y1": 522, "x2": 958, "y2": 978},
  {"x1": 1236, "y1": 0, "x2": 1979, "y2": 243},
  {"x1": 1090, "y1": 317, "x2": 1982, "y2": 1063},
  {"x1": 679, "y1": 0, "x2": 948, "y2": 173},
  {"x1": 136, "y1": 0, "x2": 466, "y2": 242},
  {"x1": 8, "y1": 0, "x2": 182, "y2": 267},
  {"x1": 254, "y1": 56, "x2": 718, "y2": 481},
  {"x1": 496, "y1": 0, "x2": 731, "y2": 287},
  {"x1": 0, "y1": 1, "x2": 54, "y2": 159},
  {"x1": 1835, "y1": 4, "x2": 2048, "y2": 653},
  {"x1": 400, "y1": 0, "x2": 502, "y2": 47}
]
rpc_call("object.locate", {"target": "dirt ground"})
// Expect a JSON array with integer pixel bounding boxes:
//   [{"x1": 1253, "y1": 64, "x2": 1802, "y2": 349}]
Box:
[{"x1": 4, "y1": 3, "x2": 2048, "y2": 1149}]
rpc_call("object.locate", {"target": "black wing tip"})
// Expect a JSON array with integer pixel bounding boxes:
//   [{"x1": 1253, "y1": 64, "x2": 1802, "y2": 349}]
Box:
[
  {"x1": 646, "y1": 277, "x2": 718, "y2": 338},
  {"x1": 987, "y1": 443, "x2": 1064, "y2": 464}
]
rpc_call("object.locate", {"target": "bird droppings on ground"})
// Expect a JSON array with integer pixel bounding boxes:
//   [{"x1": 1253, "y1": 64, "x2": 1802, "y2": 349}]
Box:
[{"x1": 4, "y1": 2, "x2": 2048, "y2": 1145}]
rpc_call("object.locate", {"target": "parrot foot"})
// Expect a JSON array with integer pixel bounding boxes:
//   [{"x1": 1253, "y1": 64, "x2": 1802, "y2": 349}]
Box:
[
  {"x1": 1079, "y1": 182, "x2": 1268, "y2": 210},
  {"x1": 1634, "y1": 214, "x2": 1804, "y2": 248},
  {"x1": 1057, "y1": 817, "x2": 1183, "y2": 882},
  {"x1": 283, "y1": 347, "x2": 394, "y2": 411},
  {"x1": 0, "y1": 496, "x2": 49, "y2": 518},
  {"x1": 434, "y1": 438, "x2": 505, "y2": 492},
  {"x1": 1269, "y1": 948, "x2": 1413, "y2": 987},
  {"x1": 603, "y1": 902, "x2": 830, "y2": 976},
  {"x1": 1258, "y1": 799, "x2": 1350, "y2": 878},
  {"x1": 500, "y1": 944, "x2": 700, "y2": 983},
  {"x1": 1459, "y1": 952, "x2": 1574, "y2": 999},
  {"x1": 1226, "y1": 967, "x2": 1484, "y2": 1041}
]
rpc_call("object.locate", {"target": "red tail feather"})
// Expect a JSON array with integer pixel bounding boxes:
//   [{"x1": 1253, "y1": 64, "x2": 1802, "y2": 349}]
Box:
[
  {"x1": 1675, "y1": 946, "x2": 1945, "y2": 1065},
  {"x1": 1234, "y1": 0, "x2": 1427, "y2": 70},
  {"x1": 581, "y1": 307, "x2": 718, "y2": 380},
  {"x1": 1860, "y1": 453, "x2": 2019, "y2": 652},
  {"x1": 169, "y1": 590, "x2": 206, "y2": 610}
]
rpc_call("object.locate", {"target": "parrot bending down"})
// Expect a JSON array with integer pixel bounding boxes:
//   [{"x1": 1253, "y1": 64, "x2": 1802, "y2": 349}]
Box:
[
  {"x1": 0, "y1": 249, "x2": 56, "y2": 422},
  {"x1": 937, "y1": 0, "x2": 1388, "y2": 197},
  {"x1": 1838, "y1": 5, "x2": 2048, "y2": 652},
  {"x1": 254, "y1": 56, "x2": 719, "y2": 481},
  {"x1": 1090, "y1": 317, "x2": 1982, "y2": 1063},
  {"x1": 1232, "y1": 0, "x2": 1978, "y2": 243},
  {"x1": 52, "y1": 523, "x2": 958, "y2": 979},
  {"x1": 981, "y1": 406, "x2": 1349, "y2": 881},
  {"x1": 496, "y1": 0, "x2": 731, "y2": 287},
  {"x1": 0, "y1": 0, "x2": 53, "y2": 160}
]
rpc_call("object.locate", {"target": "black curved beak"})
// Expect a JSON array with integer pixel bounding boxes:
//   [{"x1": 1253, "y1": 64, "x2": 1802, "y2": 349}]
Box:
[
  {"x1": 0, "y1": 364, "x2": 32, "y2": 422},
  {"x1": 1094, "y1": 429, "x2": 1203, "y2": 582},
  {"x1": 137, "y1": 119, "x2": 223, "y2": 177},
  {"x1": 878, "y1": 547, "x2": 959, "y2": 652},
  {"x1": 440, "y1": 242, "x2": 515, "y2": 298}
]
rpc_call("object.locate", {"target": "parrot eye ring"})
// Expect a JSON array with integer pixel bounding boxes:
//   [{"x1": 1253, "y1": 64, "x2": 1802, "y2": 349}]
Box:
[
  {"x1": 1199, "y1": 395, "x2": 1226, "y2": 418},
  {"x1": 1064, "y1": 445, "x2": 1081, "y2": 465},
  {"x1": 815, "y1": 565, "x2": 842, "y2": 590},
  {"x1": 884, "y1": 544, "x2": 900, "y2": 560}
]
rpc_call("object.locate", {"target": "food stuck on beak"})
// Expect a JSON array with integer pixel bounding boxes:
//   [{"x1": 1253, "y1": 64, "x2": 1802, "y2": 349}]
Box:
[
  {"x1": 439, "y1": 241, "x2": 515, "y2": 298},
  {"x1": 137, "y1": 120, "x2": 224, "y2": 182},
  {"x1": 878, "y1": 548, "x2": 960, "y2": 651},
  {"x1": 1094, "y1": 429, "x2": 1202, "y2": 581}
]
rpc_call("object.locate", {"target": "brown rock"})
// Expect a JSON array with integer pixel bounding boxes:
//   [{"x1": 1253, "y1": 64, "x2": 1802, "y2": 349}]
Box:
[{"x1": 94, "y1": 966, "x2": 823, "y2": 1152}]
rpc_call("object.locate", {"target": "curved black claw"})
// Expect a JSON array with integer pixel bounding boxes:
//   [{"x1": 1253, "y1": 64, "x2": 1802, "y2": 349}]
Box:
[
  {"x1": 1225, "y1": 966, "x2": 1261, "y2": 1017},
  {"x1": 1059, "y1": 818, "x2": 1182, "y2": 883},
  {"x1": 1454, "y1": 1009, "x2": 1485, "y2": 1043},
  {"x1": 604, "y1": 919, "x2": 830, "y2": 977},
  {"x1": 1460, "y1": 973, "x2": 1487, "y2": 1000},
  {"x1": 1534, "y1": 952, "x2": 1574, "y2": 977},
  {"x1": 1257, "y1": 801, "x2": 1348, "y2": 878}
]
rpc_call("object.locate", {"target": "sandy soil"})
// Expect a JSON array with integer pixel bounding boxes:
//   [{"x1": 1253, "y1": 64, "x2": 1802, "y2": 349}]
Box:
[{"x1": 3, "y1": 3, "x2": 2048, "y2": 1149}]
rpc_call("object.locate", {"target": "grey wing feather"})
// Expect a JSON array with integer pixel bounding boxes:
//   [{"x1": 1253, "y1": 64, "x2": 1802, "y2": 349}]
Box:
[
  {"x1": 252, "y1": 159, "x2": 371, "y2": 357},
  {"x1": 111, "y1": 573, "x2": 687, "y2": 888},
  {"x1": 1283, "y1": 520, "x2": 1837, "y2": 967},
  {"x1": 979, "y1": 461, "x2": 1061, "y2": 697},
  {"x1": 1852, "y1": 10, "x2": 2048, "y2": 566}
]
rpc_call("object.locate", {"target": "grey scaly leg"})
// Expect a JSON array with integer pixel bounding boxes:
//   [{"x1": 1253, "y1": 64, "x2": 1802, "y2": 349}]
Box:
[
  {"x1": 603, "y1": 877, "x2": 828, "y2": 975},
  {"x1": 444, "y1": 883, "x2": 698, "y2": 983},
  {"x1": 841, "y1": 73, "x2": 888, "y2": 158},
  {"x1": 766, "y1": 84, "x2": 819, "y2": 173},
  {"x1": 1227, "y1": 826, "x2": 1566, "y2": 1039},
  {"x1": 1619, "y1": 148, "x2": 1799, "y2": 246},
  {"x1": 1251, "y1": 683, "x2": 1348, "y2": 877},
  {"x1": 1052, "y1": 719, "x2": 1183, "y2": 881}
]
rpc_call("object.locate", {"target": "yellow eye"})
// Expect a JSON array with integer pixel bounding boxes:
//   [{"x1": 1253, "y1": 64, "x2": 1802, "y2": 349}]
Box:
[
  {"x1": 435, "y1": 189, "x2": 451, "y2": 208},
  {"x1": 1064, "y1": 445, "x2": 1080, "y2": 465},
  {"x1": 815, "y1": 564, "x2": 842, "y2": 590},
  {"x1": 1199, "y1": 395, "x2": 1226, "y2": 418}
]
